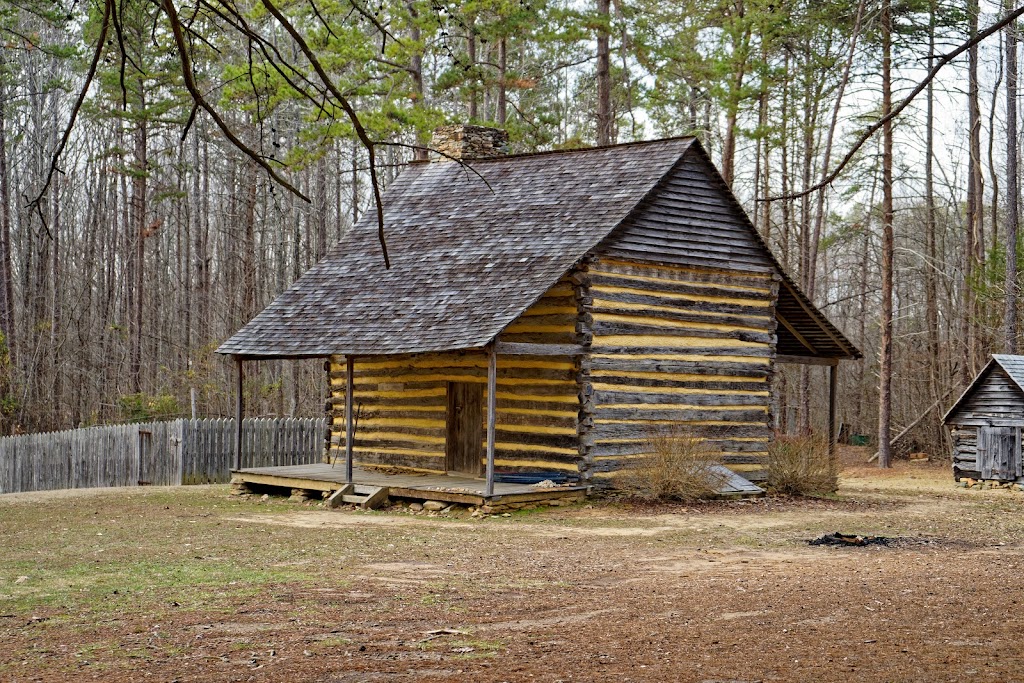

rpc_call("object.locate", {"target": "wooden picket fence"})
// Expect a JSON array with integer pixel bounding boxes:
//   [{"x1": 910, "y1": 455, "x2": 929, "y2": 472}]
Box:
[{"x1": 0, "y1": 417, "x2": 327, "y2": 494}]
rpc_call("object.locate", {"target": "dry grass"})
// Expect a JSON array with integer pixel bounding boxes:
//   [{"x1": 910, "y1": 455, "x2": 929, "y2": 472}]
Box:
[
  {"x1": 618, "y1": 428, "x2": 726, "y2": 501},
  {"x1": 767, "y1": 432, "x2": 838, "y2": 496}
]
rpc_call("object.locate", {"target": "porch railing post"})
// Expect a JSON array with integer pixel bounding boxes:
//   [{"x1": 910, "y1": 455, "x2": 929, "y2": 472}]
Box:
[
  {"x1": 234, "y1": 356, "x2": 244, "y2": 471},
  {"x1": 485, "y1": 344, "x2": 497, "y2": 497},
  {"x1": 345, "y1": 355, "x2": 355, "y2": 484},
  {"x1": 828, "y1": 362, "x2": 838, "y2": 459}
]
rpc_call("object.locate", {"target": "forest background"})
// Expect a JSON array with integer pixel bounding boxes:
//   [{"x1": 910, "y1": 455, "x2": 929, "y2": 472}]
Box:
[{"x1": 0, "y1": 0, "x2": 1017, "y2": 461}]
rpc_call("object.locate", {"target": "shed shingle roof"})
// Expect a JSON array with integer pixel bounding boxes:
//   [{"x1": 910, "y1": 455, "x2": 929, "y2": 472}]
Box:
[{"x1": 943, "y1": 354, "x2": 1024, "y2": 422}]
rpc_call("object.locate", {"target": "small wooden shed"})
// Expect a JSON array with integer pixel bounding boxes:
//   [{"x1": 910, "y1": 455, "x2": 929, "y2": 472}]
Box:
[
  {"x1": 218, "y1": 127, "x2": 860, "y2": 496},
  {"x1": 944, "y1": 354, "x2": 1024, "y2": 482}
]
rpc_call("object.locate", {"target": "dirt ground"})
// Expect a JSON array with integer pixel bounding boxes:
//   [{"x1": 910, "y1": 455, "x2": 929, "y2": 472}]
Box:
[{"x1": 3, "y1": 448, "x2": 1024, "y2": 682}]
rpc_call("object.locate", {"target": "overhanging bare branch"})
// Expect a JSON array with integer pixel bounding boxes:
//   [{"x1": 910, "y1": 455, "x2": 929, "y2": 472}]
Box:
[{"x1": 765, "y1": 4, "x2": 1024, "y2": 203}]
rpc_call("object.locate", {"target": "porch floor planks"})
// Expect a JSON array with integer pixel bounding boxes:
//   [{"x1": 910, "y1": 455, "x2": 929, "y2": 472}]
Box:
[{"x1": 231, "y1": 463, "x2": 588, "y2": 505}]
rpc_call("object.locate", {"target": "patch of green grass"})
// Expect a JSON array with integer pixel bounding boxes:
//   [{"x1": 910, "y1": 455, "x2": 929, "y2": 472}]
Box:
[
  {"x1": 314, "y1": 636, "x2": 354, "y2": 648},
  {"x1": 1, "y1": 556, "x2": 308, "y2": 615}
]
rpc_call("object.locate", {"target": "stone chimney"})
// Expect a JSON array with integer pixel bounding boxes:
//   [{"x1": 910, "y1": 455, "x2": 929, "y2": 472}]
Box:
[{"x1": 430, "y1": 125, "x2": 509, "y2": 161}]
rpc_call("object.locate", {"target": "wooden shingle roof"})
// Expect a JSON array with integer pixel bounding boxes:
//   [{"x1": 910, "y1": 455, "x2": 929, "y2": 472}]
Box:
[
  {"x1": 218, "y1": 137, "x2": 859, "y2": 360},
  {"x1": 943, "y1": 354, "x2": 1024, "y2": 423}
]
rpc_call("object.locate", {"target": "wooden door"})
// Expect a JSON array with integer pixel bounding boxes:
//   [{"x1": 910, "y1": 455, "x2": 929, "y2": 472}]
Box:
[
  {"x1": 977, "y1": 426, "x2": 1022, "y2": 480},
  {"x1": 446, "y1": 382, "x2": 483, "y2": 476}
]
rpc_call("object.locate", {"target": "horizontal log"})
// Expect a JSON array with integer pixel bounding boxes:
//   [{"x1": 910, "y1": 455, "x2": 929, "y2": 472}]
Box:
[
  {"x1": 493, "y1": 430, "x2": 577, "y2": 449},
  {"x1": 589, "y1": 376, "x2": 769, "y2": 392},
  {"x1": 329, "y1": 394, "x2": 447, "y2": 408},
  {"x1": 498, "y1": 398, "x2": 582, "y2": 412},
  {"x1": 595, "y1": 408, "x2": 770, "y2": 422},
  {"x1": 590, "y1": 272, "x2": 770, "y2": 302},
  {"x1": 351, "y1": 450, "x2": 444, "y2": 470},
  {"x1": 352, "y1": 437, "x2": 444, "y2": 454},
  {"x1": 589, "y1": 291, "x2": 769, "y2": 319},
  {"x1": 494, "y1": 342, "x2": 587, "y2": 356},
  {"x1": 590, "y1": 442, "x2": 648, "y2": 457},
  {"x1": 591, "y1": 422, "x2": 772, "y2": 440},
  {"x1": 595, "y1": 390, "x2": 768, "y2": 406},
  {"x1": 493, "y1": 448, "x2": 582, "y2": 464},
  {"x1": 590, "y1": 345, "x2": 773, "y2": 358},
  {"x1": 592, "y1": 257, "x2": 773, "y2": 289},
  {"x1": 588, "y1": 357, "x2": 770, "y2": 377},
  {"x1": 946, "y1": 418, "x2": 1024, "y2": 427},
  {"x1": 354, "y1": 408, "x2": 446, "y2": 421},
  {"x1": 497, "y1": 332, "x2": 579, "y2": 345},
  {"x1": 591, "y1": 321, "x2": 773, "y2": 345},
  {"x1": 590, "y1": 438, "x2": 768, "y2": 457},
  {"x1": 593, "y1": 305, "x2": 770, "y2": 332},
  {"x1": 498, "y1": 412, "x2": 578, "y2": 428}
]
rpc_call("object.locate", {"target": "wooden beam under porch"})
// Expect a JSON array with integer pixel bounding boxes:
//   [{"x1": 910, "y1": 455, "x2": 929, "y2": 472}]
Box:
[{"x1": 231, "y1": 463, "x2": 589, "y2": 509}]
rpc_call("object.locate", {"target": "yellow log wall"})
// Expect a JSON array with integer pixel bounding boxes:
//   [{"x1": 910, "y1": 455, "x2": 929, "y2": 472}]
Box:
[
  {"x1": 583, "y1": 258, "x2": 778, "y2": 479},
  {"x1": 326, "y1": 280, "x2": 581, "y2": 474}
]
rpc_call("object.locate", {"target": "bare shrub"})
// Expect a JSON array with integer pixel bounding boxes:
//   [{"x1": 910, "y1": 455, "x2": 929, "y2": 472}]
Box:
[
  {"x1": 767, "y1": 432, "x2": 838, "y2": 496},
  {"x1": 618, "y1": 428, "x2": 727, "y2": 501}
]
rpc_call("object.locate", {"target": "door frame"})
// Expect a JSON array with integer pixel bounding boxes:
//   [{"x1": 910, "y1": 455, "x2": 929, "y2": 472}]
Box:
[{"x1": 445, "y1": 381, "x2": 484, "y2": 477}]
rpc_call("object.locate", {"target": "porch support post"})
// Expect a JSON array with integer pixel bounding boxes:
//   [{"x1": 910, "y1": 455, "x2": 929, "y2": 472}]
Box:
[
  {"x1": 234, "y1": 356, "x2": 244, "y2": 471},
  {"x1": 345, "y1": 355, "x2": 355, "y2": 484},
  {"x1": 828, "y1": 363, "x2": 838, "y2": 459},
  {"x1": 485, "y1": 344, "x2": 497, "y2": 497}
]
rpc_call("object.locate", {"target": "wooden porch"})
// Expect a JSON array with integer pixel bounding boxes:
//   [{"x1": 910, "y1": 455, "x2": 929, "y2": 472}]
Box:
[{"x1": 230, "y1": 463, "x2": 589, "y2": 508}]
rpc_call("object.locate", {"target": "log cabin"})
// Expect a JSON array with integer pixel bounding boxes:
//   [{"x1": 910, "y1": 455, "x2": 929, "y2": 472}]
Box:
[
  {"x1": 218, "y1": 126, "x2": 860, "y2": 495},
  {"x1": 944, "y1": 355, "x2": 1024, "y2": 483}
]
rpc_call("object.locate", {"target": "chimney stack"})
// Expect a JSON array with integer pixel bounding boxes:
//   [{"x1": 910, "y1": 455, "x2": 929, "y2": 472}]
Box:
[{"x1": 430, "y1": 125, "x2": 509, "y2": 162}]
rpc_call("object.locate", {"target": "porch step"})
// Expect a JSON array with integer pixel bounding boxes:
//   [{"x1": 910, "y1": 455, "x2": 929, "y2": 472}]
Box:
[{"x1": 326, "y1": 484, "x2": 390, "y2": 510}]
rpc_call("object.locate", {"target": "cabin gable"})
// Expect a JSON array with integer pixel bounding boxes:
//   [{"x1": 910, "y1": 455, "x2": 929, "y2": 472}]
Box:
[
  {"x1": 597, "y1": 148, "x2": 776, "y2": 274},
  {"x1": 579, "y1": 150, "x2": 780, "y2": 481},
  {"x1": 946, "y1": 360, "x2": 1024, "y2": 482},
  {"x1": 947, "y1": 366, "x2": 1024, "y2": 423}
]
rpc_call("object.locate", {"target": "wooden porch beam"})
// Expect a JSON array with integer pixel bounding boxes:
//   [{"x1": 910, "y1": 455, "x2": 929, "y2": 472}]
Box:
[
  {"x1": 345, "y1": 355, "x2": 355, "y2": 484},
  {"x1": 779, "y1": 281, "x2": 853, "y2": 355},
  {"x1": 776, "y1": 312, "x2": 818, "y2": 355},
  {"x1": 234, "y1": 356, "x2": 244, "y2": 470},
  {"x1": 776, "y1": 353, "x2": 839, "y2": 367},
  {"x1": 485, "y1": 343, "x2": 497, "y2": 497},
  {"x1": 828, "y1": 364, "x2": 837, "y2": 459}
]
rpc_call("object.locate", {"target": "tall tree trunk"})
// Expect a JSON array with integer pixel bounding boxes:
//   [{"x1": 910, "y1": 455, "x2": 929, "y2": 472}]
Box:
[
  {"x1": 497, "y1": 37, "x2": 507, "y2": 126},
  {"x1": 467, "y1": 15, "x2": 478, "y2": 121},
  {"x1": 878, "y1": 0, "x2": 894, "y2": 468},
  {"x1": 130, "y1": 110, "x2": 147, "y2": 395},
  {"x1": 964, "y1": 0, "x2": 984, "y2": 383},
  {"x1": 407, "y1": 1, "x2": 429, "y2": 159},
  {"x1": 925, "y1": 0, "x2": 942, "y2": 442},
  {"x1": 1006, "y1": 3, "x2": 1019, "y2": 353},
  {"x1": 50, "y1": 171, "x2": 61, "y2": 426},
  {"x1": 0, "y1": 57, "x2": 15, "y2": 373},
  {"x1": 243, "y1": 164, "x2": 257, "y2": 322},
  {"x1": 779, "y1": 53, "x2": 791, "y2": 272},
  {"x1": 596, "y1": 0, "x2": 613, "y2": 145}
]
